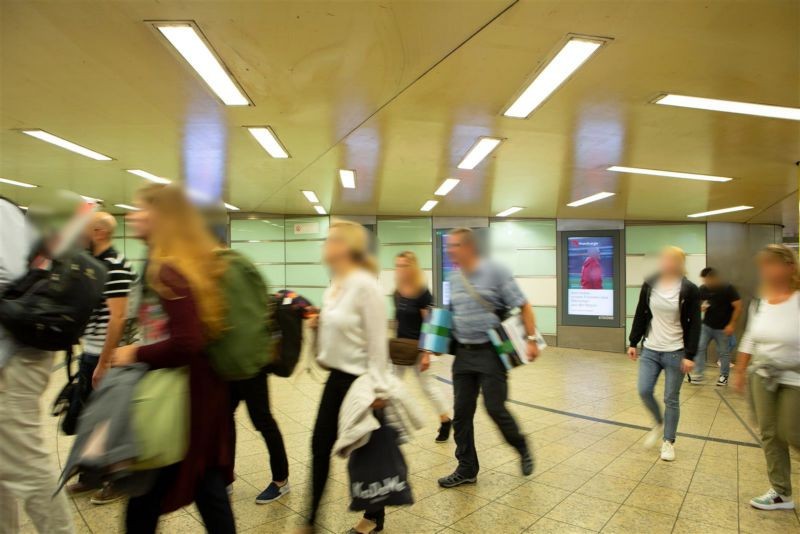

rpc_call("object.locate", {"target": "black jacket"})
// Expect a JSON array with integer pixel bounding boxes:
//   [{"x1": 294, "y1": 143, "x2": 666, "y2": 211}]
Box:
[{"x1": 629, "y1": 276, "x2": 702, "y2": 359}]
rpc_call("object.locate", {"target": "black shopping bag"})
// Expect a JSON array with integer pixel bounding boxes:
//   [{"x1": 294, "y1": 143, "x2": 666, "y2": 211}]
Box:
[{"x1": 347, "y1": 420, "x2": 413, "y2": 512}]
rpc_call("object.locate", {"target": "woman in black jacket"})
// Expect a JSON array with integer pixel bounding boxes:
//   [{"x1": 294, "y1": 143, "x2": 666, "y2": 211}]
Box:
[{"x1": 627, "y1": 246, "x2": 701, "y2": 462}]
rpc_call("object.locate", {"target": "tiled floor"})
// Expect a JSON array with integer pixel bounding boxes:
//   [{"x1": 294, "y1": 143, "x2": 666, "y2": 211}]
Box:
[{"x1": 21, "y1": 347, "x2": 800, "y2": 533}]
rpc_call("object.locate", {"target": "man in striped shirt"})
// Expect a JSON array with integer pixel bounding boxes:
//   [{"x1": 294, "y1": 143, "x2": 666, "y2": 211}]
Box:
[{"x1": 66, "y1": 212, "x2": 135, "y2": 503}]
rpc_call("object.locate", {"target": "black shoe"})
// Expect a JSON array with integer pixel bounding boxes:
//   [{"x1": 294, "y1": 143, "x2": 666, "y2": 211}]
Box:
[
  {"x1": 435, "y1": 420, "x2": 452, "y2": 443},
  {"x1": 438, "y1": 471, "x2": 477, "y2": 488},
  {"x1": 521, "y1": 450, "x2": 534, "y2": 476}
]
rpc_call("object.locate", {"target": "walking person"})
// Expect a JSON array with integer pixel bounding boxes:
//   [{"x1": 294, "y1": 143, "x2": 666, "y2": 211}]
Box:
[
  {"x1": 110, "y1": 184, "x2": 235, "y2": 533},
  {"x1": 66, "y1": 211, "x2": 135, "y2": 504},
  {"x1": 628, "y1": 246, "x2": 701, "y2": 462},
  {"x1": 303, "y1": 220, "x2": 393, "y2": 534},
  {"x1": 391, "y1": 251, "x2": 452, "y2": 442},
  {"x1": 733, "y1": 244, "x2": 800, "y2": 511},
  {"x1": 436, "y1": 228, "x2": 539, "y2": 489},
  {"x1": 691, "y1": 267, "x2": 742, "y2": 386}
]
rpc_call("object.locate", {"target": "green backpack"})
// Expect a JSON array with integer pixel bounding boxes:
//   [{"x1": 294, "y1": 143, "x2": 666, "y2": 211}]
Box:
[{"x1": 207, "y1": 249, "x2": 274, "y2": 380}]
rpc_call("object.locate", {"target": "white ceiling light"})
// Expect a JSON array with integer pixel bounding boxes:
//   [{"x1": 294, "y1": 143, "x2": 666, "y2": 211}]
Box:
[
  {"x1": 687, "y1": 205, "x2": 753, "y2": 218},
  {"x1": 457, "y1": 137, "x2": 503, "y2": 170},
  {"x1": 654, "y1": 94, "x2": 800, "y2": 121},
  {"x1": 224, "y1": 202, "x2": 239, "y2": 211},
  {"x1": 496, "y1": 206, "x2": 523, "y2": 217},
  {"x1": 126, "y1": 169, "x2": 171, "y2": 184},
  {"x1": 567, "y1": 191, "x2": 615, "y2": 207},
  {"x1": 246, "y1": 127, "x2": 290, "y2": 158},
  {"x1": 420, "y1": 200, "x2": 438, "y2": 212},
  {"x1": 434, "y1": 178, "x2": 460, "y2": 196},
  {"x1": 314, "y1": 205, "x2": 327, "y2": 215},
  {"x1": 607, "y1": 165, "x2": 732, "y2": 183},
  {"x1": 301, "y1": 190, "x2": 319, "y2": 203},
  {"x1": 80, "y1": 195, "x2": 102, "y2": 203},
  {"x1": 339, "y1": 169, "x2": 356, "y2": 189},
  {"x1": 18, "y1": 205, "x2": 28, "y2": 211},
  {"x1": 0, "y1": 177, "x2": 38, "y2": 188},
  {"x1": 154, "y1": 23, "x2": 250, "y2": 106},
  {"x1": 21, "y1": 130, "x2": 112, "y2": 161},
  {"x1": 503, "y1": 37, "x2": 605, "y2": 118},
  {"x1": 114, "y1": 204, "x2": 140, "y2": 211}
]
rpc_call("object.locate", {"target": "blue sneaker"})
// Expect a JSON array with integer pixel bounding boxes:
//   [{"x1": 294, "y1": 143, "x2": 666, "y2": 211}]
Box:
[{"x1": 255, "y1": 481, "x2": 290, "y2": 504}]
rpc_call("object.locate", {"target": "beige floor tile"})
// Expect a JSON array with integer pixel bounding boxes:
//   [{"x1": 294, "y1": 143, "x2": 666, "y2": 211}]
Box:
[
  {"x1": 454, "y1": 468, "x2": 527, "y2": 500},
  {"x1": 545, "y1": 493, "x2": 620, "y2": 531},
  {"x1": 672, "y1": 517, "x2": 738, "y2": 534},
  {"x1": 155, "y1": 513, "x2": 203, "y2": 533},
  {"x1": 381, "y1": 508, "x2": 443, "y2": 533},
  {"x1": 687, "y1": 470, "x2": 738, "y2": 501},
  {"x1": 451, "y1": 501, "x2": 538, "y2": 533},
  {"x1": 737, "y1": 502, "x2": 800, "y2": 533},
  {"x1": 526, "y1": 517, "x2": 597, "y2": 533},
  {"x1": 601, "y1": 456, "x2": 656, "y2": 481},
  {"x1": 561, "y1": 450, "x2": 619, "y2": 473},
  {"x1": 701, "y1": 441, "x2": 739, "y2": 460},
  {"x1": 601, "y1": 504, "x2": 675, "y2": 533},
  {"x1": 624, "y1": 482, "x2": 685, "y2": 516},
  {"x1": 641, "y1": 462, "x2": 695, "y2": 492},
  {"x1": 576, "y1": 473, "x2": 638, "y2": 504},
  {"x1": 498, "y1": 481, "x2": 572, "y2": 517},
  {"x1": 534, "y1": 464, "x2": 597, "y2": 492},
  {"x1": 407, "y1": 488, "x2": 489, "y2": 525},
  {"x1": 678, "y1": 493, "x2": 738, "y2": 531}
]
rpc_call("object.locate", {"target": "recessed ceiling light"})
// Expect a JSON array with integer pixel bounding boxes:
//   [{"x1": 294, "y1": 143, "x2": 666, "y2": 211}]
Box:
[
  {"x1": 20, "y1": 130, "x2": 112, "y2": 161},
  {"x1": 496, "y1": 206, "x2": 523, "y2": 217},
  {"x1": 687, "y1": 205, "x2": 753, "y2": 218},
  {"x1": 654, "y1": 94, "x2": 800, "y2": 121},
  {"x1": 224, "y1": 202, "x2": 239, "y2": 211},
  {"x1": 607, "y1": 165, "x2": 732, "y2": 183},
  {"x1": 246, "y1": 127, "x2": 290, "y2": 158},
  {"x1": 115, "y1": 204, "x2": 140, "y2": 211},
  {"x1": 503, "y1": 37, "x2": 605, "y2": 118},
  {"x1": 434, "y1": 178, "x2": 460, "y2": 196},
  {"x1": 18, "y1": 205, "x2": 28, "y2": 211},
  {"x1": 302, "y1": 190, "x2": 319, "y2": 203},
  {"x1": 126, "y1": 169, "x2": 171, "y2": 184},
  {"x1": 339, "y1": 169, "x2": 356, "y2": 189},
  {"x1": 0, "y1": 177, "x2": 38, "y2": 188},
  {"x1": 567, "y1": 191, "x2": 615, "y2": 207},
  {"x1": 457, "y1": 137, "x2": 503, "y2": 170},
  {"x1": 313, "y1": 205, "x2": 327, "y2": 215},
  {"x1": 420, "y1": 200, "x2": 438, "y2": 212},
  {"x1": 154, "y1": 23, "x2": 250, "y2": 106},
  {"x1": 80, "y1": 195, "x2": 102, "y2": 203}
]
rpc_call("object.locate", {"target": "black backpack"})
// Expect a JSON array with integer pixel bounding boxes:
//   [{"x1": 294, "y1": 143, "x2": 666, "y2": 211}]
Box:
[
  {"x1": 0, "y1": 249, "x2": 107, "y2": 351},
  {"x1": 266, "y1": 290, "x2": 313, "y2": 377}
]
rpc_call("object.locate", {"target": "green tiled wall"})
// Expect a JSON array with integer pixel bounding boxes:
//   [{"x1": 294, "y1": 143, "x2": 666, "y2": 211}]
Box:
[
  {"x1": 491, "y1": 249, "x2": 557, "y2": 277},
  {"x1": 230, "y1": 219, "x2": 285, "y2": 241},
  {"x1": 377, "y1": 218, "x2": 432, "y2": 245},
  {"x1": 626, "y1": 224, "x2": 706, "y2": 255},
  {"x1": 626, "y1": 287, "x2": 641, "y2": 316},
  {"x1": 534, "y1": 306, "x2": 557, "y2": 335},
  {"x1": 230, "y1": 241, "x2": 285, "y2": 263},
  {"x1": 490, "y1": 220, "x2": 557, "y2": 249},
  {"x1": 378, "y1": 243, "x2": 433, "y2": 270}
]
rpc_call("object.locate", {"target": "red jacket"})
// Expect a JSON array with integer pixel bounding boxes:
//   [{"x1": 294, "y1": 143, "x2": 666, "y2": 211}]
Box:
[{"x1": 580, "y1": 256, "x2": 603, "y2": 289}]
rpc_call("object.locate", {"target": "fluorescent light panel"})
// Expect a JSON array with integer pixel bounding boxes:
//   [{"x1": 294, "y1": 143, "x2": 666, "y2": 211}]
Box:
[
  {"x1": 339, "y1": 169, "x2": 356, "y2": 189},
  {"x1": 115, "y1": 204, "x2": 140, "y2": 211},
  {"x1": 457, "y1": 137, "x2": 502, "y2": 170},
  {"x1": 434, "y1": 178, "x2": 460, "y2": 196},
  {"x1": 246, "y1": 127, "x2": 289, "y2": 158},
  {"x1": 504, "y1": 37, "x2": 604, "y2": 118},
  {"x1": 0, "y1": 177, "x2": 37, "y2": 188},
  {"x1": 420, "y1": 200, "x2": 438, "y2": 212},
  {"x1": 687, "y1": 205, "x2": 753, "y2": 218},
  {"x1": 607, "y1": 165, "x2": 732, "y2": 183},
  {"x1": 314, "y1": 205, "x2": 327, "y2": 215},
  {"x1": 301, "y1": 190, "x2": 319, "y2": 203},
  {"x1": 80, "y1": 195, "x2": 102, "y2": 203},
  {"x1": 567, "y1": 191, "x2": 615, "y2": 207},
  {"x1": 127, "y1": 169, "x2": 171, "y2": 184},
  {"x1": 496, "y1": 206, "x2": 523, "y2": 217},
  {"x1": 224, "y1": 202, "x2": 239, "y2": 211},
  {"x1": 21, "y1": 130, "x2": 112, "y2": 161},
  {"x1": 655, "y1": 94, "x2": 800, "y2": 121},
  {"x1": 155, "y1": 23, "x2": 250, "y2": 106}
]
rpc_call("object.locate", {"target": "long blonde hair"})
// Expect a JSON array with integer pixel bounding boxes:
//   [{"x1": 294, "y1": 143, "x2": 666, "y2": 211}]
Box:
[
  {"x1": 757, "y1": 244, "x2": 800, "y2": 292},
  {"x1": 661, "y1": 245, "x2": 687, "y2": 276},
  {"x1": 329, "y1": 219, "x2": 378, "y2": 274},
  {"x1": 395, "y1": 250, "x2": 426, "y2": 291},
  {"x1": 137, "y1": 184, "x2": 227, "y2": 338}
]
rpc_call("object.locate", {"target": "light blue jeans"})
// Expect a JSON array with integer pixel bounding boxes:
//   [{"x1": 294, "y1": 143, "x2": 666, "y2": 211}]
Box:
[
  {"x1": 694, "y1": 324, "x2": 731, "y2": 377},
  {"x1": 638, "y1": 348, "x2": 685, "y2": 442}
]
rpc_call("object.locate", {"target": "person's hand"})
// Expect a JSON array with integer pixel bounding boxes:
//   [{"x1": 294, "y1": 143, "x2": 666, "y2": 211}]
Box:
[
  {"x1": 306, "y1": 314, "x2": 319, "y2": 329},
  {"x1": 526, "y1": 340, "x2": 540, "y2": 362},
  {"x1": 111, "y1": 345, "x2": 138, "y2": 367},
  {"x1": 92, "y1": 363, "x2": 110, "y2": 388},
  {"x1": 681, "y1": 358, "x2": 695, "y2": 374},
  {"x1": 723, "y1": 324, "x2": 735, "y2": 336},
  {"x1": 370, "y1": 398, "x2": 387, "y2": 409},
  {"x1": 627, "y1": 347, "x2": 638, "y2": 361},
  {"x1": 419, "y1": 352, "x2": 431, "y2": 372},
  {"x1": 733, "y1": 370, "x2": 747, "y2": 394}
]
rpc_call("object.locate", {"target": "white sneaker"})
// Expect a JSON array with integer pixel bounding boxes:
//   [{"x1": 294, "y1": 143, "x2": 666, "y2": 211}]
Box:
[
  {"x1": 643, "y1": 424, "x2": 664, "y2": 449},
  {"x1": 750, "y1": 488, "x2": 795, "y2": 510},
  {"x1": 660, "y1": 441, "x2": 675, "y2": 461}
]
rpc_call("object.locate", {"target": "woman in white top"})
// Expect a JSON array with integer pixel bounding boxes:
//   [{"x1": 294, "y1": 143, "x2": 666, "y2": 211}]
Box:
[
  {"x1": 305, "y1": 220, "x2": 392, "y2": 534},
  {"x1": 628, "y1": 246, "x2": 701, "y2": 462},
  {"x1": 734, "y1": 244, "x2": 800, "y2": 511}
]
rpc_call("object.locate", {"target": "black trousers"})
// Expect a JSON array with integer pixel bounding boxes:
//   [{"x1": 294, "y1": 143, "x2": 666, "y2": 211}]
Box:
[
  {"x1": 452, "y1": 344, "x2": 527, "y2": 478},
  {"x1": 125, "y1": 465, "x2": 235, "y2": 534},
  {"x1": 229, "y1": 369, "x2": 289, "y2": 482}
]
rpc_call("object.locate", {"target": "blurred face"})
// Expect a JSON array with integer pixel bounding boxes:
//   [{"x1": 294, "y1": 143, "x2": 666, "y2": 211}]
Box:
[
  {"x1": 446, "y1": 233, "x2": 473, "y2": 266},
  {"x1": 126, "y1": 199, "x2": 153, "y2": 240},
  {"x1": 758, "y1": 256, "x2": 794, "y2": 289},
  {"x1": 395, "y1": 256, "x2": 414, "y2": 283},
  {"x1": 659, "y1": 251, "x2": 683, "y2": 277},
  {"x1": 323, "y1": 227, "x2": 350, "y2": 267},
  {"x1": 702, "y1": 273, "x2": 720, "y2": 287}
]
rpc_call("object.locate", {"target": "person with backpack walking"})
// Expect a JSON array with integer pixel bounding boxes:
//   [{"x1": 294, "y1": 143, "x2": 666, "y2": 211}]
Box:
[
  {"x1": 66, "y1": 211, "x2": 135, "y2": 505},
  {"x1": 734, "y1": 244, "x2": 800, "y2": 511},
  {"x1": 110, "y1": 184, "x2": 235, "y2": 533},
  {"x1": 628, "y1": 246, "x2": 701, "y2": 462},
  {"x1": 391, "y1": 251, "x2": 452, "y2": 442}
]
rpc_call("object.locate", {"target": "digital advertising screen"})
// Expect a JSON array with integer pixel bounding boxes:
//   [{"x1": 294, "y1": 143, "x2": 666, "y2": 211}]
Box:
[{"x1": 561, "y1": 230, "x2": 621, "y2": 327}]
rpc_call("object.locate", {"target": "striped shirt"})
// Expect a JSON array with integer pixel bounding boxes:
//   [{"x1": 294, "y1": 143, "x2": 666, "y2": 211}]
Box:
[{"x1": 82, "y1": 246, "x2": 135, "y2": 354}]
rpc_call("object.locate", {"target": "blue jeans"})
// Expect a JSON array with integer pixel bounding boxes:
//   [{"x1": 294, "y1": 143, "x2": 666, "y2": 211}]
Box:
[
  {"x1": 694, "y1": 324, "x2": 731, "y2": 377},
  {"x1": 638, "y1": 348, "x2": 685, "y2": 442}
]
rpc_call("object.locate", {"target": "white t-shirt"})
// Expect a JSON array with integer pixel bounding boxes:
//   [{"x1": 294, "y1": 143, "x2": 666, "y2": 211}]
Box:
[
  {"x1": 739, "y1": 291, "x2": 800, "y2": 387},
  {"x1": 317, "y1": 269, "x2": 392, "y2": 394},
  {"x1": 644, "y1": 280, "x2": 684, "y2": 352}
]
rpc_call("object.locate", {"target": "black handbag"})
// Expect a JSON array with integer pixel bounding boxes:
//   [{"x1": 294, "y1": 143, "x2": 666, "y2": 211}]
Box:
[
  {"x1": 388, "y1": 338, "x2": 418, "y2": 366},
  {"x1": 51, "y1": 348, "x2": 84, "y2": 435}
]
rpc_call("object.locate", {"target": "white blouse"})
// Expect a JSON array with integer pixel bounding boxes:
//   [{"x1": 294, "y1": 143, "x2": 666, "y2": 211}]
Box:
[
  {"x1": 644, "y1": 279, "x2": 684, "y2": 352},
  {"x1": 739, "y1": 291, "x2": 800, "y2": 387},
  {"x1": 317, "y1": 269, "x2": 392, "y2": 394}
]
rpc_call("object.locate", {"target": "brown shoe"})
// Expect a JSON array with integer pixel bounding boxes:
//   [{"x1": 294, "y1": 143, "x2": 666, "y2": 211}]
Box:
[
  {"x1": 89, "y1": 485, "x2": 124, "y2": 505},
  {"x1": 66, "y1": 480, "x2": 94, "y2": 496}
]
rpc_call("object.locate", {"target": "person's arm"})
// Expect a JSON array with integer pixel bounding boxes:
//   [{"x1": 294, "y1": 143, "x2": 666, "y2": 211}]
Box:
[
  {"x1": 496, "y1": 266, "x2": 539, "y2": 361},
  {"x1": 359, "y1": 278, "x2": 392, "y2": 399},
  {"x1": 628, "y1": 285, "x2": 649, "y2": 360},
  {"x1": 92, "y1": 296, "x2": 128, "y2": 387},
  {"x1": 732, "y1": 301, "x2": 757, "y2": 392},
  {"x1": 679, "y1": 283, "x2": 701, "y2": 374},
  {"x1": 726, "y1": 300, "x2": 743, "y2": 336},
  {"x1": 520, "y1": 301, "x2": 539, "y2": 361}
]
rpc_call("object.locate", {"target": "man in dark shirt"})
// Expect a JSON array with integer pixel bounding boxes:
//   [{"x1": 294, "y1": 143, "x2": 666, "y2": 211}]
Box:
[{"x1": 691, "y1": 267, "x2": 742, "y2": 386}]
